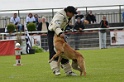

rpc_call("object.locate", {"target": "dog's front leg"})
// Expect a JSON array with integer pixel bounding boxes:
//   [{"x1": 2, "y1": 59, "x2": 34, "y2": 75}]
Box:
[{"x1": 49, "y1": 51, "x2": 61, "y2": 63}]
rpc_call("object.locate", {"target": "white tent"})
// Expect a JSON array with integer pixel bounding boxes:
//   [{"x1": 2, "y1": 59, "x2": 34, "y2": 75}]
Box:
[{"x1": 0, "y1": 0, "x2": 124, "y2": 10}]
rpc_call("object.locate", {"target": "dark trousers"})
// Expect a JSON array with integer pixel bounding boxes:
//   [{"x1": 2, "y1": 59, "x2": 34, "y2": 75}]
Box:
[{"x1": 47, "y1": 31, "x2": 69, "y2": 64}]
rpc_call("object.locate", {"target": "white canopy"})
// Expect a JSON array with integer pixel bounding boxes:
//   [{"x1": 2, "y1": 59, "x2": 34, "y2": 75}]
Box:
[{"x1": 0, "y1": 0, "x2": 124, "y2": 10}]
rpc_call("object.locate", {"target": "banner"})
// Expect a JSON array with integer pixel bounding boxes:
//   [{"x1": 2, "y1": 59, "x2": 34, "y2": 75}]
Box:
[
  {"x1": 0, "y1": 40, "x2": 15, "y2": 56},
  {"x1": 110, "y1": 31, "x2": 124, "y2": 45},
  {"x1": 6, "y1": 35, "x2": 41, "y2": 54},
  {"x1": 31, "y1": 35, "x2": 41, "y2": 47},
  {"x1": 8, "y1": 35, "x2": 41, "y2": 48}
]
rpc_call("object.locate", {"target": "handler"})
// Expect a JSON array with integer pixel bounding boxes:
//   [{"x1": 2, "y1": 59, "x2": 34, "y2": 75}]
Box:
[{"x1": 48, "y1": 6, "x2": 77, "y2": 76}]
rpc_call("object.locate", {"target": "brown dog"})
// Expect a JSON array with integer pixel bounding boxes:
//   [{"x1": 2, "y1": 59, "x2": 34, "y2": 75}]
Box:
[{"x1": 49, "y1": 34, "x2": 86, "y2": 76}]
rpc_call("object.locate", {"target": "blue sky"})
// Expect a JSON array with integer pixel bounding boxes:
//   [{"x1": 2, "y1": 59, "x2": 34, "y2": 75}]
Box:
[{"x1": 0, "y1": 0, "x2": 123, "y2": 10}]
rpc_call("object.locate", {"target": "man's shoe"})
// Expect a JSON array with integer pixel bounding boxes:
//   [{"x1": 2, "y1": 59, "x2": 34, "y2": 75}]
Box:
[
  {"x1": 66, "y1": 71, "x2": 77, "y2": 76},
  {"x1": 53, "y1": 70, "x2": 61, "y2": 76}
]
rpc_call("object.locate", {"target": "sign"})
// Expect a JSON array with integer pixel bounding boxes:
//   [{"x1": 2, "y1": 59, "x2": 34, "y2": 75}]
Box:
[
  {"x1": 110, "y1": 31, "x2": 124, "y2": 45},
  {"x1": 6, "y1": 35, "x2": 41, "y2": 54}
]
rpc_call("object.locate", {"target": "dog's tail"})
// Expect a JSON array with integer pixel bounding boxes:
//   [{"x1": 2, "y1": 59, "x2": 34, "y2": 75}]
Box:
[{"x1": 77, "y1": 55, "x2": 86, "y2": 76}]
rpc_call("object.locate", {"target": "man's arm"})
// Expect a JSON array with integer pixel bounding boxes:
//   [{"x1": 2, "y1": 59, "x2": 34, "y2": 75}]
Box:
[
  {"x1": 48, "y1": 15, "x2": 64, "y2": 35},
  {"x1": 10, "y1": 17, "x2": 14, "y2": 24},
  {"x1": 91, "y1": 15, "x2": 96, "y2": 23},
  {"x1": 99, "y1": 20, "x2": 102, "y2": 27},
  {"x1": 106, "y1": 21, "x2": 109, "y2": 28},
  {"x1": 81, "y1": 23, "x2": 85, "y2": 29},
  {"x1": 26, "y1": 17, "x2": 29, "y2": 24}
]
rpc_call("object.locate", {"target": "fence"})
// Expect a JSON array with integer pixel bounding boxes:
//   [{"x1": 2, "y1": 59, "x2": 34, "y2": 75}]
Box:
[
  {"x1": 0, "y1": 5, "x2": 124, "y2": 28},
  {"x1": 0, "y1": 27, "x2": 124, "y2": 51}
]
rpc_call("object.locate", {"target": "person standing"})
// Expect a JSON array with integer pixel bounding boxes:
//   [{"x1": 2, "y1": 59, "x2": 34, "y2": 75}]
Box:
[
  {"x1": 48, "y1": 6, "x2": 77, "y2": 76},
  {"x1": 74, "y1": 17, "x2": 85, "y2": 31},
  {"x1": 74, "y1": 17, "x2": 85, "y2": 50},
  {"x1": 99, "y1": 16, "x2": 109, "y2": 49}
]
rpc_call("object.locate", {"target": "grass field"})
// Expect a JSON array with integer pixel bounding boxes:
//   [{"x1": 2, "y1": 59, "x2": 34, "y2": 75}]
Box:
[{"x1": 0, "y1": 48, "x2": 124, "y2": 82}]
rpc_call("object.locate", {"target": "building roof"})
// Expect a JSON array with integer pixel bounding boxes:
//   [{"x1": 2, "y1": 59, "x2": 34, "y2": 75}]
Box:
[{"x1": 0, "y1": 0, "x2": 124, "y2": 10}]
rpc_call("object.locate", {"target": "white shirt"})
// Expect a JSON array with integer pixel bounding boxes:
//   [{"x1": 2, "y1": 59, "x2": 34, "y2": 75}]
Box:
[
  {"x1": 10, "y1": 16, "x2": 20, "y2": 24},
  {"x1": 42, "y1": 22, "x2": 47, "y2": 31},
  {"x1": 48, "y1": 10, "x2": 70, "y2": 35},
  {"x1": 26, "y1": 16, "x2": 35, "y2": 24}
]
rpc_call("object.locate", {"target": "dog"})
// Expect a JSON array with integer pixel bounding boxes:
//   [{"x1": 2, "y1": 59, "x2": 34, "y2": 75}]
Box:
[{"x1": 49, "y1": 34, "x2": 86, "y2": 76}]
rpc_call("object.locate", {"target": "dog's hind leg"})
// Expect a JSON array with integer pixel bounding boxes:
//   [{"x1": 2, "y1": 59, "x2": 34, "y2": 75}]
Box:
[
  {"x1": 72, "y1": 60, "x2": 81, "y2": 71},
  {"x1": 77, "y1": 56, "x2": 86, "y2": 76}
]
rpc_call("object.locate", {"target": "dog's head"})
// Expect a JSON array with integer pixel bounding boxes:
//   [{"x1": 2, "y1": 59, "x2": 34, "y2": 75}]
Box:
[{"x1": 54, "y1": 34, "x2": 65, "y2": 42}]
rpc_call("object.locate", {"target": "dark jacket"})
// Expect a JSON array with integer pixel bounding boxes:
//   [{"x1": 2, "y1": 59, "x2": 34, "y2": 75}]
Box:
[
  {"x1": 100, "y1": 20, "x2": 109, "y2": 33},
  {"x1": 86, "y1": 14, "x2": 96, "y2": 24},
  {"x1": 74, "y1": 21, "x2": 85, "y2": 30},
  {"x1": 37, "y1": 22, "x2": 49, "y2": 31}
]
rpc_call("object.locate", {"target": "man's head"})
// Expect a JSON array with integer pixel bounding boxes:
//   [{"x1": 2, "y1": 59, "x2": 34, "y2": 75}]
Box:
[
  {"x1": 64, "y1": 6, "x2": 77, "y2": 18},
  {"x1": 103, "y1": 16, "x2": 106, "y2": 21},
  {"x1": 89, "y1": 10, "x2": 92, "y2": 14},
  {"x1": 77, "y1": 17, "x2": 81, "y2": 22},
  {"x1": 77, "y1": 11, "x2": 81, "y2": 15},
  {"x1": 41, "y1": 16, "x2": 46, "y2": 23},
  {"x1": 13, "y1": 13, "x2": 17, "y2": 18},
  {"x1": 28, "y1": 13, "x2": 33, "y2": 18},
  {"x1": 34, "y1": 14, "x2": 38, "y2": 18}
]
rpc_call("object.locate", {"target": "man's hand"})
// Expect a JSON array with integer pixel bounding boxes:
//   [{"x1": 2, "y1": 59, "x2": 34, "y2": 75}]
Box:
[
  {"x1": 79, "y1": 28, "x2": 83, "y2": 31},
  {"x1": 78, "y1": 28, "x2": 83, "y2": 32},
  {"x1": 107, "y1": 26, "x2": 109, "y2": 28}
]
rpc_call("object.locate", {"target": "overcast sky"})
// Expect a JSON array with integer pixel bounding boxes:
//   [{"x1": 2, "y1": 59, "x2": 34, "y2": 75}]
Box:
[{"x1": 0, "y1": 0, "x2": 124, "y2": 10}]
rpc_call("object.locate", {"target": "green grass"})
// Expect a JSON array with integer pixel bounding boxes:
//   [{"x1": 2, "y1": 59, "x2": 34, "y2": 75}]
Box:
[{"x1": 0, "y1": 48, "x2": 124, "y2": 82}]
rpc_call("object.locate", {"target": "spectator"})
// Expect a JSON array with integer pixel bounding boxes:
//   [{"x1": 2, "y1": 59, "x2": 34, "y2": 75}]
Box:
[
  {"x1": 75, "y1": 11, "x2": 84, "y2": 22},
  {"x1": 86, "y1": 10, "x2": 96, "y2": 24},
  {"x1": 26, "y1": 13, "x2": 36, "y2": 24},
  {"x1": 10, "y1": 13, "x2": 23, "y2": 32},
  {"x1": 37, "y1": 16, "x2": 49, "y2": 31},
  {"x1": 122, "y1": 11, "x2": 124, "y2": 22},
  {"x1": 34, "y1": 14, "x2": 39, "y2": 27},
  {"x1": 99, "y1": 16, "x2": 109, "y2": 49},
  {"x1": 74, "y1": 17, "x2": 85, "y2": 50},
  {"x1": 74, "y1": 17, "x2": 85, "y2": 31}
]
